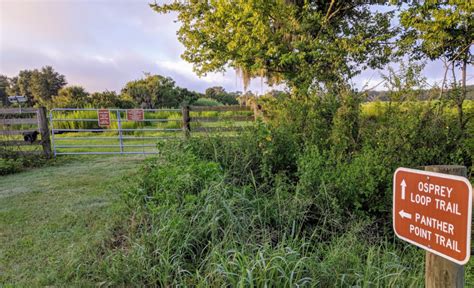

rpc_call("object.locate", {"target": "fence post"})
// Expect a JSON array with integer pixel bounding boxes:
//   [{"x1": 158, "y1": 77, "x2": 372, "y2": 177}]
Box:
[
  {"x1": 182, "y1": 105, "x2": 190, "y2": 138},
  {"x1": 116, "y1": 110, "x2": 124, "y2": 153},
  {"x1": 37, "y1": 107, "x2": 52, "y2": 158},
  {"x1": 49, "y1": 110, "x2": 56, "y2": 157},
  {"x1": 424, "y1": 165, "x2": 466, "y2": 288}
]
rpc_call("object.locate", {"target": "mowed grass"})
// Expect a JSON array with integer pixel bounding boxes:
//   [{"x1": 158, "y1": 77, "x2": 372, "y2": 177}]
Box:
[{"x1": 0, "y1": 155, "x2": 145, "y2": 286}]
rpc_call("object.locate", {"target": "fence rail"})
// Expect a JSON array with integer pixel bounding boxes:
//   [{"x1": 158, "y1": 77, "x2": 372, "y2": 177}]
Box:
[
  {"x1": 0, "y1": 107, "x2": 51, "y2": 158},
  {"x1": 192, "y1": 115, "x2": 254, "y2": 122},
  {"x1": 182, "y1": 105, "x2": 253, "y2": 137},
  {"x1": 0, "y1": 140, "x2": 35, "y2": 146},
  {"x1": 0, "y1": 129, "x2": 38, "y2": 135},
  {"x1": 0, "y1": 108, "x2": 39, "y2": 114},
  {"x1": 189, "y1": 105, "x2": 251, "y2": 112},
  {"x1": 0, "y1": 118, "x2": 38, "y2": 125}
]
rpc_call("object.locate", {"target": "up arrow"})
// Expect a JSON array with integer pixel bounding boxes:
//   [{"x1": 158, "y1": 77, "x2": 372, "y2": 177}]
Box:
[
  {"x1": 399, "y1": 210, "x2": 412, "y2": 219},
  {"x1": 400, "y1": 179, "x2": 407, "y2": 200}
]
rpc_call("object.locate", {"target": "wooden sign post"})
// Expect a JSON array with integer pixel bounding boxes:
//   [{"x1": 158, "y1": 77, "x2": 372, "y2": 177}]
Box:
[
  {"x1": 393, "y1": 166, "x2": 472, "y2": 287},
  {"x1": 424, "y1": 166, "x2": 468, "y2": 288}
]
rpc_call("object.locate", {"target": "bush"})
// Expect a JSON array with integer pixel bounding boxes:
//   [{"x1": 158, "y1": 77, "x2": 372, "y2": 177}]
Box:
[
  {"x1": 70, "y1": 93, "x2": 471, "y2": 286},
  {"x1": 73, "y1": 139, "x2": 423, "y2": 286},
  {"x1": 0, "y1": 158, "x2": 23, "y2": 175},
  {"x1": 300, "y1": 147, "x2": 392, "y2": 218},
  {"x1": 0, "y1": 155, "x2": 47, "y2": 175},
  {"x1": 179, "y1": 126, "x2": 265, "y2": 185},
  {"x1": 193, "y1": 97, "x2": 223, "y2": 106},
  {"x1": 258, "y1": 93, "x2": 471, "y2": 218}
]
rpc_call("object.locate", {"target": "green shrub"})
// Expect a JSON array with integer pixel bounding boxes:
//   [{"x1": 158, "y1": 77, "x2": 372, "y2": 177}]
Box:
[
  {"x1": 0, "y1": 155, "x2": 47, "y2": 176},
  {"x1": 193, "y1": 98, "x2": 223, "y2": 106},
  {"x1": 0, "y1": 158, "x2": 23, "y2": 175},
  {"x1": 74, "y1": 145, "x2": 423, "y2": 286},
  {"x1": 70, "y1": 94, "x2": 471, "y2": 286},
  {"x1": 180, "y1": 126, "x2": 266, "y2": 185}
]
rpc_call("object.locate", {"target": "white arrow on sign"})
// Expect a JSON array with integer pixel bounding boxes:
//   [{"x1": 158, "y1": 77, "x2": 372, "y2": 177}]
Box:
[
  {"x1": 399, "y1": 210, "x2": 412, "y2": 219},
  {"x1": 400, "y1": 179, "x2": 407, "y2": 200}
]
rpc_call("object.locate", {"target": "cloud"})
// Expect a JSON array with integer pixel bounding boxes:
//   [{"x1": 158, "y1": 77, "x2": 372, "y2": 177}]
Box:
[
  {"x1": 0, "y1": 0, "x2": 273, "y2": 93},
  {"x1": 1, "y1": 0, "x2": 471, "y2": 95}
]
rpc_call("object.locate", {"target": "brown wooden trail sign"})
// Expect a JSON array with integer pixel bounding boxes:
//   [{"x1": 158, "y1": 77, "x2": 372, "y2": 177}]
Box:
[
  {"x1": 127, "y1": 109, "x2": 144, "y2": 121},
  {"x1": 98, "y1": 109, "x2": 110, "y2": 126},
  {"x1": 393, "y1": 167, "x2": 472, "y2": 265}
]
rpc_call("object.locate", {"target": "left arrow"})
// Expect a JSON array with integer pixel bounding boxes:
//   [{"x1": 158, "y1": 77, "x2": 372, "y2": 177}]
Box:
[{"x1": 399, "y1": 210, "x2": 412, "y2": 219}]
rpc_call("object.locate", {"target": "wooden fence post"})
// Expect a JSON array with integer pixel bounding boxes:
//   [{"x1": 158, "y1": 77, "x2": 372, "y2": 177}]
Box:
[
  {"x1": 424, "y1": 165, "x2": 467, "y2": 288},
  {"x1": 182, "y1": 105, "x2": 190, "y2": 138},
  {"x1": 37, "y1": 107, "x2": 52, "y2": 158}
]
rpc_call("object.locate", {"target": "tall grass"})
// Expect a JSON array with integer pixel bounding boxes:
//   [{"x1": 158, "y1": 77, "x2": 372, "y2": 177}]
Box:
[
  {"x1": 64, "y1": 98, "x2": 473, "y2": 285},
  {"x1": 68, "y1": 136, "x2": 424, "y2": 287}
]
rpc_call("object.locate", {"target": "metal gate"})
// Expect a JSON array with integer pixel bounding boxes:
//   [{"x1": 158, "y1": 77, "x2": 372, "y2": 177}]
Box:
[{"x1": 49, "y1": 108, "x2": 183, "y2": 156}]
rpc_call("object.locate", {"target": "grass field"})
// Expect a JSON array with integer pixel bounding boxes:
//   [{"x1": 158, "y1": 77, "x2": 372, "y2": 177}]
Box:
[{"x1": 0, "y1": 155, "x2": 146, "y2": 286}]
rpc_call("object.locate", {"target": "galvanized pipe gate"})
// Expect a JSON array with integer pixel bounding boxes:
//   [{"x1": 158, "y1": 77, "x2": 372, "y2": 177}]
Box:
[
  {"x1": 48, "y1": 105, "x2": 253, "y2": 156},
  {"x1": 49, "y1": 108, "x2": 182, "y2": 156}
]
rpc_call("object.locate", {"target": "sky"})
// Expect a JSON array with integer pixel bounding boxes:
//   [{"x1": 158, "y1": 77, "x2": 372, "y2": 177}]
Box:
[{"x1": 0, "y1": 0, "x2": 472, "y2": 95}]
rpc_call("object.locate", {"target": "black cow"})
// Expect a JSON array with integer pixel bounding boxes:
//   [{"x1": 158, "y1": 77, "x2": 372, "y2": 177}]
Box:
[{"x1": 23, "y1": 131, "x2": 39, "y2": 144}]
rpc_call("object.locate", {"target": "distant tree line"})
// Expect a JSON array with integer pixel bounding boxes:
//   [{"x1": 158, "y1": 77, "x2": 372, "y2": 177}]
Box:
[
  {"x1": 0, "y1": 67, "x2": 248, "y2": 108},
  {"x1": 366, "y1": 85, "x2": 474, "y2": 102},
  {"x1": 1, "y1": 66, "x2": 470, "y2": 110}
]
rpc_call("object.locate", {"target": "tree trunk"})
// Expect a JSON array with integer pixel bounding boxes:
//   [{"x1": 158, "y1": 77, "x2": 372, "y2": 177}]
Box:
[{"x1": 458, "y1": 56, "x2": 467, "y2": 130}]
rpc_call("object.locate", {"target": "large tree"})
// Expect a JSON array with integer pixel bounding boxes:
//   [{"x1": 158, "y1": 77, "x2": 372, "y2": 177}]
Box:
[
  {"x1": 122, "y1": 75, "x2": 178, "y2": 108},
  {"x1": 90, "y1": 91, "x2": 121, "y2": 108},
  {"x1": 30, "y1": 66, "x2": 67, "y2": 106},
  {"x1": 152, "y1": 1, "x2": 396, "y2": 95},
  {"x1": 399, "y1": 2, "x2": 473, "y2": 129},
  {"x1": 52, "y1": 86, "x2": 89, "y2": 108},
  {"x1": 0, "y1": 75, "x2": 9, "y2": 106},
  {"x1": 205, "y1": 86, "x2": 239, "y2": 105},
  {"x1": 7, "y1": 66, "x2": 66, "y2": 106},
  {"x1": 122, "y1": 74, "x2": 198, "y2": 108},
  {"x1": 7, "y1": 70, "x2": 34, "y2": 106}
]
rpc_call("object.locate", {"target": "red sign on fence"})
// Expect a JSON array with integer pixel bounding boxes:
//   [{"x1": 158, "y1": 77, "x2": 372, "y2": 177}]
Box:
[
  {"x1": 97, "y1": 109, "x2": 110, "y2": 126},
  {"x1": 393, "y1": 167, "x2": 472, "y2": 264},
  {"x1": 127, "y1": 109, "x2": 144, "y2": 121}
]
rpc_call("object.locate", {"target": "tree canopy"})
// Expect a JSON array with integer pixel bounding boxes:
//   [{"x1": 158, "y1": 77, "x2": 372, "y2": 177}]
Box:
[
  {"x1": 90, "y1": 91, "x2": 134, "y2": 108},
  {"x1": 151, "y1": 1, "x2": 396, "y2": 94},
  {"x1": 7, "y1": 66, "x2": 66, "y2": 106},
  {"x1": 121, "y1": 74, "x2": 200, "y2": 108},
  {"x1": 205, "y1": 86, "x2": 239, "y2": 105},
  {"x1": 3, "y1": 68, "x2": 226, "y2": 109},
  {"x1": 400, "y1": 2, "x2": 473, "y2": 66},
  {"x1": 399, "y1": 2, "x2": 473, "y2": 128},
  {"x1": 0, "y1": 75, "x2": 8, "y2": 106},
  {"x1": 52, "y1": 86, "x2": 89, "y2": 108}
]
